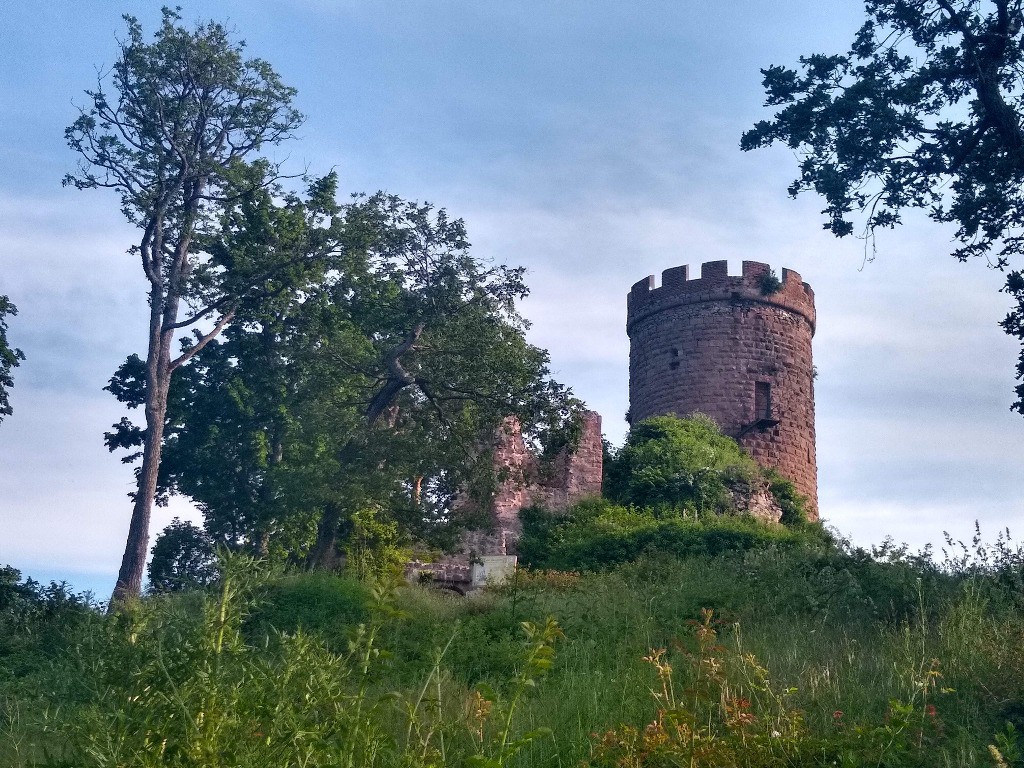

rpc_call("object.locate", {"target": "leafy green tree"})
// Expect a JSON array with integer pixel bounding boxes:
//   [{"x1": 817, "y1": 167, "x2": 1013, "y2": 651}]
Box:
[
  {"x1": 105, "y1": 174, "x2": 345, "y2": 560},
  {"x1": 108, "y1": 192, "x2": 580, "y2": 569},
  {"x1": 147, "y1": 518, "x2": 217, "y2": 594},
  {"x1": 604, "y1": 415, "x2": 760, "y2": 513},
  {"x1": 741, "y1": 0, "x2": 1024, "y2": 413},
  {"x1": 65, "y1": 9, "x2": 309, "y2": 602},
  {"x1": 0, "y1": 295, "x2": 25, "y2": 426}
]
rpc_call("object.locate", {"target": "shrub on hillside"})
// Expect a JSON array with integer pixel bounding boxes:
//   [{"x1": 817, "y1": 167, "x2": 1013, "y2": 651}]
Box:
[
  {"x1": 0, "y1": 565, "x2": 95, "y2": 689},
  {"x1": 605, "y1": 414, "x2": 761, "y2": 513},
  {"x1": 518, "y1": 498, "x2": 822, "y2": 572},
  {"x1": 605, "y1": 414, "x2": 809, "y2": 524},
  {"x1": 764, "y1": 467, "x2": 809, "y2": 526}
]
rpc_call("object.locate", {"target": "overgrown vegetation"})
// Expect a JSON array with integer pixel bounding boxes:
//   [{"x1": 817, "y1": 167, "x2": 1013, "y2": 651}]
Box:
[
  {"x1": 5, "y1": 6, "x2": 1017, "y2": 765},
  {"x1": 518, "y1": 498, "x2": 820, "y2": 572},
  {"x1": 604, "y1": 415, "x2": 809, "y2": 524},
  {"x1": 3, "y1": 523, "x2": 1023, "y2": 766}
]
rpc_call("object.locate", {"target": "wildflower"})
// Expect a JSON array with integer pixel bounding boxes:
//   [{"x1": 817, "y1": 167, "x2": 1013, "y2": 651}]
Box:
[
  {"x1": 771, "y1": 730, "x2": 781, "y2": 737},
  {"x1": 833, "y1": 710, "x2": 843, "y2": 720},
  {"x1": 469, "y1": 689, "x2": 492, "y2": 742},
  {"x1": 925, "y1": 704, "x2": 937, "y2": 717}
]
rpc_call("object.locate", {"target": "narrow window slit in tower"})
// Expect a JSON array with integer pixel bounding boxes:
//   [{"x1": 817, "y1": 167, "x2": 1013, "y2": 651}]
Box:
[
  {"x1": 755, "y1": 382, "x2": 771, "y2": 420},
  {"x1": 669, "y1": 347, "x2": 680, "y2": 370}
]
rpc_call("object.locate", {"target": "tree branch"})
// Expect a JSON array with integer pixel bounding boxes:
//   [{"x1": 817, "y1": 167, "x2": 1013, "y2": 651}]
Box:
[
  {"x1": 414, "y1": 376, "x2": 451, "y2": 426},
  {"x1": 168, "y1": 309, "x2": 235, "y2": 372},
  {"x1": 364, "y1": 322, "x2": 425, "y2": 425}
]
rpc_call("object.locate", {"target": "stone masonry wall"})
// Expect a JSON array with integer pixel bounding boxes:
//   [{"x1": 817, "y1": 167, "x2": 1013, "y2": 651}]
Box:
[
  {"x1": 462, "y1": 410, "x2": 603, "y2": 556},
  {"x1": 626, "y1": 261, "x2": 818, "y2": 518}
]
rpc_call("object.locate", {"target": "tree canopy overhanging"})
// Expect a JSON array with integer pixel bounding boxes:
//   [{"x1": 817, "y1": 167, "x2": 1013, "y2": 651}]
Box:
[{"x1": 740, "y1": 0, "x2": 1024, "y2": 414}]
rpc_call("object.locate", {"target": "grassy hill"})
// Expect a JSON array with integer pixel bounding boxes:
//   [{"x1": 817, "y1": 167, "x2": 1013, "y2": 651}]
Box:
[{"x1": 2, "y1": 516, "x2": 1023, "y2": 767}]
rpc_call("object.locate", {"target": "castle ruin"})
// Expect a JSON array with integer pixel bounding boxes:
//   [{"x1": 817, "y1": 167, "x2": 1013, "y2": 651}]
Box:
[
  {"x1": 406, "y1": 411, "x2": 603, "y2": 591},
  {"x1": 412, "y1": 260, "x2": 820, "y2": 589},
  {"x1": 626, "y1": 260, "x2": 818, "y2": 519}
]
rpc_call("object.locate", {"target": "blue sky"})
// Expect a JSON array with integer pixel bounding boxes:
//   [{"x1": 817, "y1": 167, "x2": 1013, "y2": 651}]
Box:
[{"x1": 1, "y1": 1, "x2": 1021, "y2": 596}]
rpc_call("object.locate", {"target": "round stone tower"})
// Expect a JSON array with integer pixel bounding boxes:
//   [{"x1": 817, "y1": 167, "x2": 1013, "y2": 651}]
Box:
[{"x1": 626, "y1": 260, "x2": 818, "y2": 518}]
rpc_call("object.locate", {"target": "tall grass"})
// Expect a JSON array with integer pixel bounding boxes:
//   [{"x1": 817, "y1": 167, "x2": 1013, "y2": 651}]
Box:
[{"x1": 2, "y1": 529, "x2": 1023, "y2": 766}]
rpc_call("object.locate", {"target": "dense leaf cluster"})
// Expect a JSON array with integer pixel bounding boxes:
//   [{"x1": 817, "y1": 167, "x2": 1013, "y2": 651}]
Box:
[
  {"x1": 605, "y1": 414, "x2": 760, "y2": 512},
  {"x1": 65, "y1": 11, "x2": 580, "y2": 590},
  {"x1": 518, "y1": 498, "x2": 820, "y2": 573},
  {"x1": 742, "y1": 0, "x2": 1024, "y2": 412},
  {"x1": 604, "y1": 414, "x2": 807, "y2": 522},
  {"x1": 106, "y1": 185, "x2": 580, "y2": 575}
]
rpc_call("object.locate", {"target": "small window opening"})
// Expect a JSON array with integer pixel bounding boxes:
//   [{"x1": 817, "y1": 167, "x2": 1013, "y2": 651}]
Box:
[
  {"x1": 669, "y1": 347, "x2": 680, "y2": 370},
  {"x1": 755, "y1": 382, "x2": 772, "y2": 420}
]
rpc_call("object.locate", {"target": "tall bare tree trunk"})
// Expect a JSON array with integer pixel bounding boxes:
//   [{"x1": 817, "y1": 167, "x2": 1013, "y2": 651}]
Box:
[
  {"x1": 65, "y1": 13, "x2": 304, "y2": 606},
  {"x1": 111, "y1": 283, "x2": 174, "y2": 604}
]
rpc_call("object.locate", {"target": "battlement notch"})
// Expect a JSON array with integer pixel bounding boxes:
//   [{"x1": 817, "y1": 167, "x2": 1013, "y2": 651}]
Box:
[{"x1": 626, "y1": 260, "x2": 815, "y2": 336}]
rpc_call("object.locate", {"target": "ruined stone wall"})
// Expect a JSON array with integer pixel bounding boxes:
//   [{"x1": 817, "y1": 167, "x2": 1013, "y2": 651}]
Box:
[
  {"x1": 626, "y1": 261, "x2": 818, "y2": 518},
  {"x1": 462, "y1": 410, "x2": 604, "y2": 556},
  {"x1": 533, "y1": 410, "x2": 604, "y2": 511}
]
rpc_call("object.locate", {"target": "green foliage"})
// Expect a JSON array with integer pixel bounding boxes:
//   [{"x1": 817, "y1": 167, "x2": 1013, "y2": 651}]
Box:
[
  {"x1": 4, "y1": 540, "x2": 1024, "y2": 766},
  {"x1": 605, "y1": 415, "x2": 761, "y2": 513},
  {"x1": 765, "y1": 468, "x2": 809, "y2": 526},
  {"x1": 466, "y1": 617, "x2": 564, "y2": 767},
  {"x1": 147, "y1": 518, "x2": 218, "y2": 594},
  {"x1": 67, "y1": 7, "x2": 313, "y2": 601},
  {"x1": 109, "y1": 188, "x2": 581, "y2": 568},
  {"x1": 759, "y1": 267, "x2": 783, "y2": 295},
  {"x1": 41, "y1": 557, "x2": 400, "y2": 767},
  {"x1": 602, "y1": 414, "x2": 811, "y2": 532},
  {"x1": 740, "y1": 0, "x2": 1024, "y2": 414},
  {"x1": 1, "y1": 558, "x2": 571, "y2": 768},
  {"x1": 78, "y1": 11, "x2": 579, "y2": 587},
  {"x1": 585, "y1": 609, "x2": 954, "y2": 767},
  {"x1": 0, "y1": 564, "x2": 94, "y2": 710},
  {"x1": 248, "y1": 571, "x2": 372, "y2": 650},
  {"x1": 343, "y1": 506, "x2": 409, "y2": 583},
  {"x1": 64, "y1": 7, "x2": 303, "y2": 225},
  {"x1": 0, "y1": 295, "x2": 25, "y2": 426},
  {"x1": 519, "y1": 498, "x2": 819, "y2": 572},
  {"x1": 103, "y1": 173, "x2": 349, "y2": 555},
  {"x1": 0, "y1": 566, "x2": 93, "y2": 630},
  {"x1": 940, "y1": 523, "x2": 1024, "y2": 613}
]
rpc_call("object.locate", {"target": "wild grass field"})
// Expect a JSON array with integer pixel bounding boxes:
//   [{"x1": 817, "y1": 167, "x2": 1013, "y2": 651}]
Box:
[{"x1": 2, "y1": 517, "x2": 1023, "y2": 767}]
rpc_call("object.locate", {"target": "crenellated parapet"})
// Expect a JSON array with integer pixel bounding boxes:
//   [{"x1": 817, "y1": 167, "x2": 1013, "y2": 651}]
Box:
[{"x1": 627, "y1": 260, "x2": 815, "y2": 338}]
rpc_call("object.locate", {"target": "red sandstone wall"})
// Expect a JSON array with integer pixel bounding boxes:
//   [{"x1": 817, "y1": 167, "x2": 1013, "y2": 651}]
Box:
[
  {"x1": 462, "y1": 410, "x2": 604, "y2": 556},
  {"x1": 626, "y1": 261, "x2": 818, "y2": 518}
]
